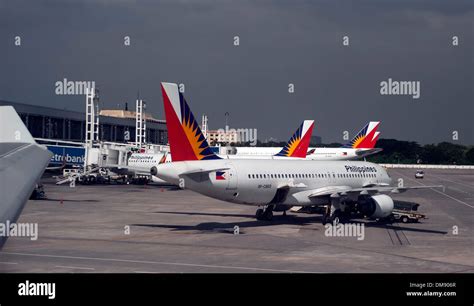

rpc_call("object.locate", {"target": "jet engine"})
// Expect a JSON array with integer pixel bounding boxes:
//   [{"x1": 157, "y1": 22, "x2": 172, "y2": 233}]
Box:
[{"x1": 357, "y1": 194, "x2": 394, "y2": 218}]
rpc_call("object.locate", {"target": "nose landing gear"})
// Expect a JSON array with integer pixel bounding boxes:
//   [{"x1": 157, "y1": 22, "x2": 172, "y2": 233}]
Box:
[{"x1": 255, "y1": 205, "x2": 274, "y2": 221}]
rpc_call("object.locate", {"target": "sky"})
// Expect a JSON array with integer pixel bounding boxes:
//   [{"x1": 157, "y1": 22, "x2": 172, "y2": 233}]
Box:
[{"x1": 0, "y1": 0, "x2": 472, "y2": 144}]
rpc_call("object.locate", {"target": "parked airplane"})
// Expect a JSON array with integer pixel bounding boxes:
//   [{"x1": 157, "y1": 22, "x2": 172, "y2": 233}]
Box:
[
  {"x1": 218, "y1": 120, "x2": 314, "y2": 159},
  {"x1": 105, "y1": 152, "x2": 170, "y2": 184},
  {"x1": 0, "y1": 106, "x2": 52, "y2": 248},
  {"x1": 127, "y1": 152, "x2": 170, "y2": 183},
  {"x1": 154, "y1": 82, "x2": 441, "y2": 223},
  {"x1": 233, "y1": 121, "x2": 382, "y2": 160},
  {"x1": 145, "y1": 120, "x2": 314, "y2": 178}
]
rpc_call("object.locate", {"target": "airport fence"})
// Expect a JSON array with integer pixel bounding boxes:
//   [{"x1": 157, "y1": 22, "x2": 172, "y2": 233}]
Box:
[{"x1": 380, "y1": 164, "x2": 474, "y2": 170}]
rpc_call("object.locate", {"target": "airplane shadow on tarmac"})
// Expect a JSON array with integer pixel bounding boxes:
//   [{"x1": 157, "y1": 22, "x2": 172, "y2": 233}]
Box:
[
  {"x1": 153, "y1": 211, "x2": 257, "y2": 219},
  {"x1": 134, "y1": 210, "x2": 447, "y2": 235},
  {"x1": 365, "y1": 223, "x2": 448, "y2": 235},
  {"x1": 132, "y1": 213, "x2": 324, "y2": 234},
  {"x1": 41, "y1": 198, "x2": 100, "y2": 203}
]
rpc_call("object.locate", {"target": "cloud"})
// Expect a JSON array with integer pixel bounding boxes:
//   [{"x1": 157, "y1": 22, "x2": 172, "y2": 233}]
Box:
[{"x1": 0, "y1": 0, "x2": 472, "y2": 144}]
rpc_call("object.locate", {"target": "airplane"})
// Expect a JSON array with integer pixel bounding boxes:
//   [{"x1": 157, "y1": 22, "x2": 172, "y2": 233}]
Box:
[
  {"x1": 141, "y1": 120, "x2": 315, "y2": 178},
  {"x1": 126, "y1": 152, "x2": 171, "y2": 184},
  {"x1": 103, "y1": 152, "x2": 171, "y2": 184},
  {"x1": 0, "y1": 106, "x2": 52, "y2": 249},
  {"x1": 112, "y1": 118, "x2": 313, "y2": 184},
  {"x1": 153, "y1": 82, "x2": 442, "y2": 223},
  {"x1": 232, "y1": 121, "x2": 383, "y2": 160}
]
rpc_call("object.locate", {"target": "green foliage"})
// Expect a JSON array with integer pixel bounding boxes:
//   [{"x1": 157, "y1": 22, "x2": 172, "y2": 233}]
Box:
[
  {"x1": 367, "y1": 140, "x2": 473, "y2": 165},
  {"x1": 229, "y1": 138, "x2": 473, "y2": 165}
]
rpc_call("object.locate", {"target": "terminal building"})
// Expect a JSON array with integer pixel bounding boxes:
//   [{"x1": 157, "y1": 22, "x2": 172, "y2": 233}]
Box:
[{"x1": 0, "y1": 100, "x2": 168, "y2": 145}]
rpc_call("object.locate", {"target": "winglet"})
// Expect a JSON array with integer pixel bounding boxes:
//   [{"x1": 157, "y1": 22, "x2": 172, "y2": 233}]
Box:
[
  {"x1": 275, "y1": 120, "x2": 315, "y2": 158},
  {"x1": 161, "y1": 82, "x2": 221, "y2": 162},
  {"x1": 0, "y1": 106, "x2": 52, "y2": 249}
]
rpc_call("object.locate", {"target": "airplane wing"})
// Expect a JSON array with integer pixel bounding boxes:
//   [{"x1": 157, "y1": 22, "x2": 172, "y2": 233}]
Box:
[
  {"x1": 355, "y1": 148, "x2": 383, "y2": 157},
  {"x1": 270, "y1": 182, "x2": 308, "y2": 204},
  {"x1": 0, "y1": 106, "x2": 52, "y2": 248},
  {"x1": 307, "y1": 184, "x2": 444, "y2": 199},
  {"x1": 287, "y1": 184, "x2": 443, "y2": 207},
  {"x1": 277, "y1": 181, "x2": 307, "y2": 189}
]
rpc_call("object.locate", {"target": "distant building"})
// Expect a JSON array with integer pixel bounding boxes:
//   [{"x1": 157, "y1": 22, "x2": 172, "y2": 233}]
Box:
[
  {"x1": 206, "y1": 129, "x2": 240, "y2": 145},
  {"x1": 99, "y1": 109, "x2": 161, "y2": 123},
  {"x1": 0, "y1": 100, "x2": 168, "y2": 144},
  {"x1": 264, "y1": 137, "x2": 279, "y2": 143}
]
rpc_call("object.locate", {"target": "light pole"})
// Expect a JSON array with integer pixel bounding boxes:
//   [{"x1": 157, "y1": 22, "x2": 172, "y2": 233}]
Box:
[{"x1": 224, "y1": 112, "x2": 230, "y2": 145}]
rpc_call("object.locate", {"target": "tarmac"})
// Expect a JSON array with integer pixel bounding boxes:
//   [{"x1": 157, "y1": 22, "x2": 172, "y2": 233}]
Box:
[{"x1": 0, "y1": 168, "x2": 472, "y2": 273}]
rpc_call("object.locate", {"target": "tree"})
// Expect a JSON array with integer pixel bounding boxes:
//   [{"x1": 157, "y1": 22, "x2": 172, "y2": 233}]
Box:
[{"x1": 465, "y1": 147, "x2": 474, "y2": 164}]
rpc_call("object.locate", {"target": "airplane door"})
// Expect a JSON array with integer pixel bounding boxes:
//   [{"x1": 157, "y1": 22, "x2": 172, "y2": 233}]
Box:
[
  {"x1": 327, "y1": 171, "x2": 336, "y2": 184},
  {"x1": 226, "y1": 164, "x2": 238, "y2": 190}
]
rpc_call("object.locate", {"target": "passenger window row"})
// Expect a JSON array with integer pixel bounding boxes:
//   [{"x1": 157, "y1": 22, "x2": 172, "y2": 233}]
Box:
[{"x1": 247, "y1": 173, "x2": 376, "y2": 179}]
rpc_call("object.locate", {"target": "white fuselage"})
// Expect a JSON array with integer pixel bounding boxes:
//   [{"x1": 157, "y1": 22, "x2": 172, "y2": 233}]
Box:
[
  {"x1": 126, "y1": 153, "x2": 170, "y2": 183},
  {"x1": 128, "y1": 153, "x2": 165, "y2": 171},
  {"x1": 155, "y1": 159, "x2": 391, "y2": 206},
  {"x1": 232, "y1": 147, "x2": 372, "y2": 160}
]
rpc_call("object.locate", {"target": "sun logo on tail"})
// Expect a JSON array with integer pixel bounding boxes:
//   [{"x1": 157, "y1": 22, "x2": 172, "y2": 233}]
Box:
[
  {"x1": 275, "y1": 120, "x2": 313, "y2": 158},
  {"x1": 350, "y1": 134, "x2": 366, "y2": 148},
  {"x1": 179, "y1": 93, "x2": 220, "y2": 160},
  {"x1": 277, "y1": 134, "x2": 301, "y2": 157}
]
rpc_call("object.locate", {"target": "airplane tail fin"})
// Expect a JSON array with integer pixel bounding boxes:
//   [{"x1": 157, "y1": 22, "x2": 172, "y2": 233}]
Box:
[
  {"x1": 342, "y1": 121, "x2": 380, "y2": 149},
  {"x1": 370, "y1": 131, "x2": 381, "y2": 148},
  {"x1": 275, "y1": 120, "x2": 314, "y2": 158},
  {"x1": 160, "y1": 82, "x2": 220, "y2": 162},
  {"x1": 0, "y1": 106, "x2": 36, "y2": 144}
]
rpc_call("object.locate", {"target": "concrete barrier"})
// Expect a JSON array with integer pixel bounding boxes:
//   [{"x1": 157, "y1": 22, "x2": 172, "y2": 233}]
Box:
[{"x1": 380, "y1": 164, "x2": 474, "y2": 170}]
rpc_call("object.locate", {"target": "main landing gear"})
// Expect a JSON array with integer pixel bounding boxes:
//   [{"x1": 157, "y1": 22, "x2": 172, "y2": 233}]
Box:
[
  {"x1": 322, "y1": 194, "x2": 347, "y2": 225},
  {"x1": 322, "y1": 208, "x2": 342, "y2": 225},
  {"x1": 255, "y1": 205, "x2": 274, "y2": 221}
]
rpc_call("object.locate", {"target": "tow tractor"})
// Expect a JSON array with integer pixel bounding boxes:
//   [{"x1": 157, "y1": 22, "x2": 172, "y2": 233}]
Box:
[{"x1": 390, "y1": 202, "x2": 426, "y2": 223}]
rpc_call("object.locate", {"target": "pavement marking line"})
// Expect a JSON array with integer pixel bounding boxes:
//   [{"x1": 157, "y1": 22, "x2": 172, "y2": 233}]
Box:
[
  {"x1": 55, "y1": 265, "x2": 95, "y2": 270},
  {"x1": 1, "y1": 252, "x2": 314, "y2": 273},
  {"x1": 0, "y1": 262, "x2": 18, "y2": 265},
  {"x1": 428, "y1": 173, "x2": 474, "y2": 191},
  {"x1": 392, "y1": 170, "x2": 474, "y2": 209}
]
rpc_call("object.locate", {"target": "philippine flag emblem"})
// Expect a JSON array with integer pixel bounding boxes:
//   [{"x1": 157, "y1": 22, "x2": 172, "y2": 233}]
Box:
[{"x1": 216, "y1": 171, "x2": 226, "y2": 180}]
